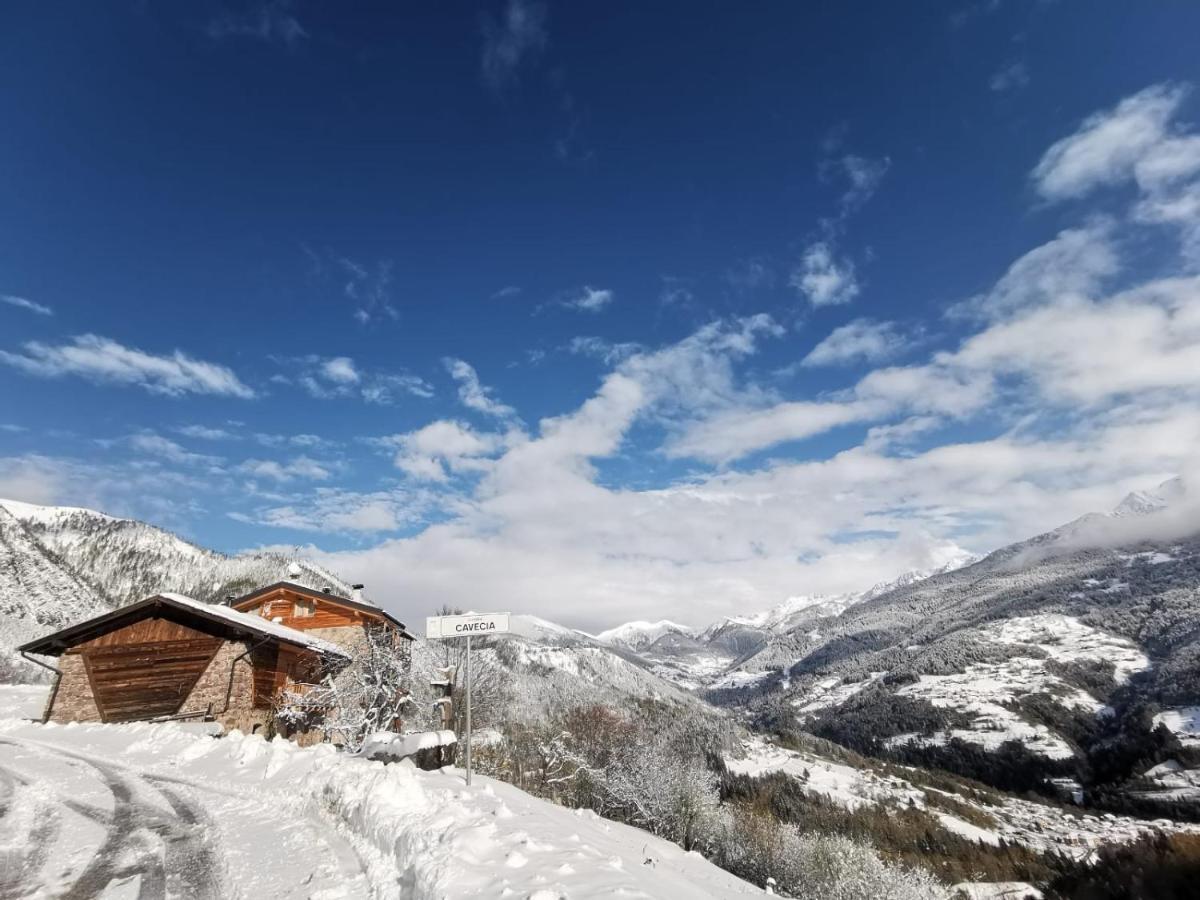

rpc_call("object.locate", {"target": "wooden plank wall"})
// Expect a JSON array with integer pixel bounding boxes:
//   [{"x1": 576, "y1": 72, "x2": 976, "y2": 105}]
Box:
[
  {"x1": 82, "y1": 637, "x2": 222, "y2": 722},
  {"x1": 238, "y1": 588, "x2": 365, "y2": 633}
]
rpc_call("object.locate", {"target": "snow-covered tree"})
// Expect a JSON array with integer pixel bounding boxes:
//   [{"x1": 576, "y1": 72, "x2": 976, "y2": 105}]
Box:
[{"x1": 276, "y1": 624, "x2": 412, "y2": 751}]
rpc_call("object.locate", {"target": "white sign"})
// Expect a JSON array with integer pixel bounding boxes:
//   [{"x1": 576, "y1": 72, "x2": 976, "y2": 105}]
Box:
[{"x1": 425, "y1": 612, "x2": 511, "y2": 640}]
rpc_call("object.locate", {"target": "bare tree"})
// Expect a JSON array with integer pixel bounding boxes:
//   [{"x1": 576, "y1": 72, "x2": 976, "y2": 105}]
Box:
[
  {"x1": 417, "y1": 604, "x2": 510, "y2": 737},
  {"x1": 276, "y1": 624, "x2": 413, "y2": 752}
]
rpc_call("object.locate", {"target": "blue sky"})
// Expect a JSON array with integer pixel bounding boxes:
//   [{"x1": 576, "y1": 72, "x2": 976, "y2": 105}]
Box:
[{"x1": 3, "y1": 1, "x2": 1200, "y2": 629}]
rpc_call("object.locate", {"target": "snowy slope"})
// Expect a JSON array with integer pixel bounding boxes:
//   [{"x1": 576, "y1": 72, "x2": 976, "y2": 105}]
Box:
[
  {"x1": 0, "y1": 715, "x2": 761, "y2": 899},
  {"x1": 0, "y1": 505, "x2": 110, "y2": 681},
  {"x1": 716, "y1": 478, "x2": 1200, "y2": 773},
  {"x1": 0, "y1": 498, "x2": 354, "y2": 606}
]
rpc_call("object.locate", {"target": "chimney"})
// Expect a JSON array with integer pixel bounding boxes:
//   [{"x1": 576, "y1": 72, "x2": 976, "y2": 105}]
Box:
[
  {"x1": 352, "y1": 583, "x2": 365, "y2": 602},
  {"x1": 224, "y1": 595, "x2": 235, "y2": 607}
]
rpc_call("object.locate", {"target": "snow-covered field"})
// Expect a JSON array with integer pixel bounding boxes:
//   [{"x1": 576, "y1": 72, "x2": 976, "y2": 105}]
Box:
[{"x1": 0, "y1": 696, "x2": 759, "y2": 898}]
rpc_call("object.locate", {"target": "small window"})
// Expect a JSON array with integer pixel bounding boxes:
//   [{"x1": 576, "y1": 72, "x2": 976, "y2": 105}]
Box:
[{"x1": 294, "y1": 598, "x2": 316, "y2": 618}]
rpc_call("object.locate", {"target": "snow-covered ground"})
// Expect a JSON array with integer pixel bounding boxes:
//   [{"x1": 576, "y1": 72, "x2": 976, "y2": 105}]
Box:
[
  {"x1": 0, "y1": 697, "x2": 759, "y2": 898},
  {"x1": 726, "y1": 737, "x2": 1200, "y2": 859},
  {"x1": 1155, "y1": 706, "x2": 1200, "y2": 748},
  {"x1": 887, "y1": 616, "x2": 1150, "y2": 760}
]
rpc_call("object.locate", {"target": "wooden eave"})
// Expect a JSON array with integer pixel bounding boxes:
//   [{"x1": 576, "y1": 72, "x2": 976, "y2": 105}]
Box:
[{"x1": 16, "y1": 595, "x2": 347, "y2": 658}]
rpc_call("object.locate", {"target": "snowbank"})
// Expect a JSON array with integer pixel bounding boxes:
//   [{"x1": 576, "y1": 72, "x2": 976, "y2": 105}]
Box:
[
  {"x1": 360, "y1": 729, "x2": 456, "y2": 762},
  {"x1": 0, "y1": 717, "x2": 761, "y2": 898}
]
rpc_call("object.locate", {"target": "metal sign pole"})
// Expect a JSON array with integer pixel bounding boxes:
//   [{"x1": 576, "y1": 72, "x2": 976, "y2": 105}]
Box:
[
  {"x1": 426, "y1": 612, "x2": 509, "y2": 788},
  {"x1": 464, "y1": 634, "x2": 472, "y2": 786}
]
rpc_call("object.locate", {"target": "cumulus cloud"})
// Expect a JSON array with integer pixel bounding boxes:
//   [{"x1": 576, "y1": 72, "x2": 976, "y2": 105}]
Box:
[
  {"x1": 791, "y1": 242, "x2": 859, "y2": 306},
  {"x1": 481, "y1": 0, "x2": 548, "y2": 91},
  {"x1": 321, "y1": 356, "x2": 359, "y2": 384},
  {"x1": 1033, "y1": 84, "x2": 1190, "y2": 200},
  {"x1": 385, "y1": 419, "x2": 507, "y2": 482},
  {"x1": 0, "y1": 334, "x2": 255, "y2": 398},
  {"x1": 2, "y1": 295, "x2": 52, "y2": 316},
  {"x1": 802, "y1": 319, "x2": 910, "y2": 367},
  {"x1": 444, "y1": 358, "x2": 516, "y2": 418},
  {"x1": 1034, "y1": 85, "x2": 1200, "y2": 264}
]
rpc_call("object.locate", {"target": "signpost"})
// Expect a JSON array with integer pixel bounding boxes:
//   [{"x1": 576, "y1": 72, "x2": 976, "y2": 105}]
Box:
[{"x1": 424, "y1": 613, "x2": 511, "y2": 785}]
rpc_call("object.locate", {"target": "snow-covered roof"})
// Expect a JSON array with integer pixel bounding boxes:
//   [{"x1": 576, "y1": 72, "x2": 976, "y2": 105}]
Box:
[
  {"x1": 19, "y1": 592, "x2": 351, "y2": 659},
  {"x1": 157, "y1": 593, "x2": 350, "y2": 658}
]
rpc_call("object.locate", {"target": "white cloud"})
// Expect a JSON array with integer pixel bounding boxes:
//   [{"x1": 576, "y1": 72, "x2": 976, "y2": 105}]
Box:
[
  {"x1": 176, "y1": 425, "x2": 237, "y2": 441},
  {"x1": 959, "y1": 220, "x2": 1120, "y2": 319},
  {"x1": 321, "y1": 356, "x2": 360, "y2": 384},
  {"x1": 989, "y1": 61, "x2": 1029, "y2": 93},
  {"x1": 665, "y1": 399, "x2": 880, "y2": 464},
  {"x1": 128, "y1": 433, "x2": 222, "y2": 467},
  {"x1": 562, "y1": 286, "x2": 614, "y2": 313},
  {"x1": 0, "y1": 334, "x2": 255, "y2": 398},
  {"x1": 2, "y1": 295, "x2": 52, "y2": 316},
  {"x1": 444, "y1": 357, "x2": 516, "y2": 418},
  {"x1": 1032, "y1": 84, "x2": 1190, "y2": 200},
  {"x1": 791, "y1": 242, "x2": 859, "y2": 306},
  {"x1": 236, "y1": 487, "x2": 437, "y2": 535},
  {"x1": 385, "y1": 419, "x2": 506, "y2": 482},
  {"x1": 287, "y1": 355, "x2": 431, "y2": 404},
  {"x1": 802, "y1": 319, "x2": 910, "y2": 366},
  {"x1": 1033, "y1": 85, "x2": 1200, "y2": 264},
  {"x1": 481, "y1": 0, "x2": 548, "y2": 91},
  {"x1": 239, "y1": 456, "x2": 332, "y2": 482},
  {"x1": 568, "y1": 336, "x2": 643, "y2": 365}
]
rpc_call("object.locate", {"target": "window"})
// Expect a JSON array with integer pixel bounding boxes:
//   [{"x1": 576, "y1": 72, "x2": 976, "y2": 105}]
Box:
[{"x1": 294, "y1": 598, "x2": 316, "y2": 618}]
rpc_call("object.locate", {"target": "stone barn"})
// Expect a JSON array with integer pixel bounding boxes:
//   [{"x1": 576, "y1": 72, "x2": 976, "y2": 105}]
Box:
[{"x1": 18, "y1": 592, "x2": 353, "y2": 735}]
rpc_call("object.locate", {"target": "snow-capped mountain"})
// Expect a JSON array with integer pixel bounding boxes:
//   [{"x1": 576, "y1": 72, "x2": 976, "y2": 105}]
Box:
[
  {"x1": 0, "y1": 505, "x2": 109, "y2": 681},
  {"x1": 594, "y1": 619, "x2": 696, "y2": 652},
  {"x1": 710, "y1": 478, "x2": 1200, "y2": 802},
  {"x1": 0, "y1": 498, "x2": 356, "y2": 680},
  {"x1": 610, "y1": 550, "x2": 983, "y2": 692},
  {"x1": 0, "y1": 499, "x2": 353, "y2": 607}
]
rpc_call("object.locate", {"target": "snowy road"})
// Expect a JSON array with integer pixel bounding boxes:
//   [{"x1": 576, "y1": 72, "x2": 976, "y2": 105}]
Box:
[
  {"x1": 0, "y1": 684, "x2": 759, "y2": 899},
  {"x1": 0, "y1": 732, "x2": 376, "y2": 899}
]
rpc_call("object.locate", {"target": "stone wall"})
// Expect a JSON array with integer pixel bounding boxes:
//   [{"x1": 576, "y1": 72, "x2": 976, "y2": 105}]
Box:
[
  {"x1": 178, "y1": 639, "x2": 271, "y2": 735},
  {"x1": 46, "y1": 653, "x2": 102, "y2": 724}
]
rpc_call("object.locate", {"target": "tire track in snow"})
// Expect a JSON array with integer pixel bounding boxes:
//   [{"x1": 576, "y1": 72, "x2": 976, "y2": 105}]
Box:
[{"x1": 0, "y1": 738, "x2": 221, "y2": 900}]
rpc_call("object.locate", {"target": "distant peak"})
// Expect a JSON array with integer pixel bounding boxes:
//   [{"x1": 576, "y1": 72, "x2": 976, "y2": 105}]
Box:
[{"x1": 1111, "y1": 476, "x2": 1185, "y2": 518}]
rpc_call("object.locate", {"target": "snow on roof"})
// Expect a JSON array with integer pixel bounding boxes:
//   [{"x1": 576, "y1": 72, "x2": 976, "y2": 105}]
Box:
[{"x1": 158, "y1": 592, "x2": 350, "y2": 659}]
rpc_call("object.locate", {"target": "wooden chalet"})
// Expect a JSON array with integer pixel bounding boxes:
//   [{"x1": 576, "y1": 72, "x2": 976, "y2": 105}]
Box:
[
  {"x1": 231, "y1": 581, "x2": 414, "y2": 653},
  {"x1": 18, "y1": 583, "x2": 414, "y2": 740}
]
